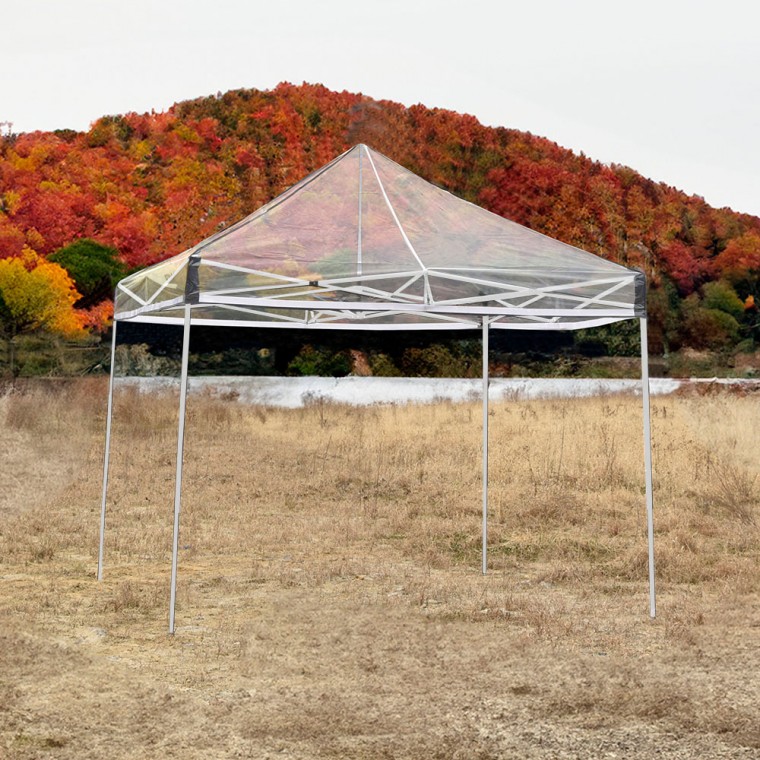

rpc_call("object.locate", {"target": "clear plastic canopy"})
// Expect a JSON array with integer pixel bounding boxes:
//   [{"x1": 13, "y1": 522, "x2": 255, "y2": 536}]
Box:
[{"x1": 115, "y1": 144, "x2": 645, "y2": 331}]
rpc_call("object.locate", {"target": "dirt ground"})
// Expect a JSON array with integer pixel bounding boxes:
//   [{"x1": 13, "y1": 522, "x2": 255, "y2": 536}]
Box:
[{"x1": 1, "y1": 380, "x2": 759, "y2": 759}]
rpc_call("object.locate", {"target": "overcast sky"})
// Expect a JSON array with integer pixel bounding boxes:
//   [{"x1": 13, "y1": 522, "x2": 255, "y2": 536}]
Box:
[{"x1": 3, "y1": 0, "x2": 759, "y2": 216}]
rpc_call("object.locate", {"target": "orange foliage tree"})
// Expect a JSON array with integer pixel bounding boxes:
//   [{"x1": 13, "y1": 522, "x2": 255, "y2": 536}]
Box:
[{"x1": 0, "y1": 250, "x2": 85, "y2": 374}]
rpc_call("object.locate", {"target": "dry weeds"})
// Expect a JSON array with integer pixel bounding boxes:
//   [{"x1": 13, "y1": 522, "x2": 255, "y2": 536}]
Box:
[{"x1": 1, "y1": 380, "x2": 759, "y2": 758}]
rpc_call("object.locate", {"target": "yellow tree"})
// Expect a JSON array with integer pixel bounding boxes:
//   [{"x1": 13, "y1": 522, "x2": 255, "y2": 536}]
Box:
[{"x1": 0, "y1": 249, "x2": 85, "y2": 375}]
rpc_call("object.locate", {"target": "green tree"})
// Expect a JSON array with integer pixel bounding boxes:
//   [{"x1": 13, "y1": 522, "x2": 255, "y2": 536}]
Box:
[
  {"x1": 647, "y1": 280, "x2": 683, "y2": 354},
  {"x1": 701, "y1": 280, "x2": 745, "y2": 321},
  {"x1": 681, "y1": 294, "x2": 740, "y2": 351},
  {"x1": 48, "y1": 238, "x2": 125, "y2": 308}
]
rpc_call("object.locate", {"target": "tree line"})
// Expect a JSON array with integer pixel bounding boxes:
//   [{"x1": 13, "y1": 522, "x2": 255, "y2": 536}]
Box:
[{"x1": 1, "y1": 82, "x2": 759, "y2": 376}]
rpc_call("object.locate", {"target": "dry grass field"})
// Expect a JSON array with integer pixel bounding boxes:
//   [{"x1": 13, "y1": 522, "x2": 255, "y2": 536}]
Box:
[{"x1": 1, "y1": 378, "x2": 759, "y2": 759}]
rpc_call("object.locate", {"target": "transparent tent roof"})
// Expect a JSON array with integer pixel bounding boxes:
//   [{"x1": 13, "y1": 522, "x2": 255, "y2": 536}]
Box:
[{"x1": 115, "y1": 144, "x2": 645, "y2": 331}]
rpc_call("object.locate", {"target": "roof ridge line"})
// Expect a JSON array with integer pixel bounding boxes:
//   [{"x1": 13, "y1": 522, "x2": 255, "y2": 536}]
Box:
[{"x1": 364, "y1": 147, "x2": 426, "y2": 273}]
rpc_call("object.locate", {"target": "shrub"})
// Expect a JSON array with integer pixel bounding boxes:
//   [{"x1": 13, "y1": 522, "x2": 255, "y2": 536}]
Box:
[
  {"x1": 287, "y1": 344, "x2": 351, "y2": 376},
  {"x1": 681, "y1": 294, "x2": 740, "y2": 350}
]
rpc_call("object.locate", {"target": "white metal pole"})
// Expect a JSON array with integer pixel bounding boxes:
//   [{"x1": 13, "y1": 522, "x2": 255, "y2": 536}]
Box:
[
  {"x1": 97, "y1": 320, "x2": 118, "y2": 581},
  {"x1": 169, "y1": 304, "x2": 192, "y2": 634},
  {"x1": 482, "y1": 318, "x2": 490, "y2": 575},
  {"x1": 357, "y1": 145, "x2": 363, "y2": 277},
  {"x1": 640, "y1": 317, "x2": 656, "y2": 618}
]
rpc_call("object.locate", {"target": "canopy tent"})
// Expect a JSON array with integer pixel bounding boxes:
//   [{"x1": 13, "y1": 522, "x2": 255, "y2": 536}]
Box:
[{"x1": 99, "y1": 144, "x2": 655, "y2": 632}]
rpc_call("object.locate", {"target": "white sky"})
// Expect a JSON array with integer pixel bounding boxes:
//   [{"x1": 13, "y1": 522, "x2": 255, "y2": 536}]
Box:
[{"x1": 3, "y1": 0, "x2": 759, "y2": 216}]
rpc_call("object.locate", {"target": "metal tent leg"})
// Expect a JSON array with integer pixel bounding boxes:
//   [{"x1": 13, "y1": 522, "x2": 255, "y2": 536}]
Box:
[
  {"x1": 97, "y1": 321, "x2": 118, "y2": 581},
  {"x1": 357, "y1": 145, "x2": 363, "y2": 277},
  {"x1": 482, "y1": 318, "x2": 490, "y2": 575},
  {"x1": 169, "y1": 304, "x2": 192, "y2": 634},
  {"x1": 640, "y1": 317, "x2": 656, "y2": 618}
]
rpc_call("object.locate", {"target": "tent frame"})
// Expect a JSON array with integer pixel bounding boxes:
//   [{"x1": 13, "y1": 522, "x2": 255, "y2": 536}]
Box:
[
  {"x1": 115, "y1": 261, "x2": 640, "y2": 331},
  {"x1": 97, "y1": 307, "x2": 656, "y2": 633},
  {"x1": 98, "y1": 143, "x2": 655, "y2": 632}
]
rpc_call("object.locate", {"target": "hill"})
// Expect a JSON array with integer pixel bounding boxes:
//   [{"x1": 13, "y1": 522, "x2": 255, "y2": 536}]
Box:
[{"x1": 1, "y1": 81, "x2": 760, "y2": 360}]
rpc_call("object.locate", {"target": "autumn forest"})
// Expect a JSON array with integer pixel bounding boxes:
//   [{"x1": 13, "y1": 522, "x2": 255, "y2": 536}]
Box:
[{"x1": 1, "y1": 82, "x2": 759, "y2": 376}]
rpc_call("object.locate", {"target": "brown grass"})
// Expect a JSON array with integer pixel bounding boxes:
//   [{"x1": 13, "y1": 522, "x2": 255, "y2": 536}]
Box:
[{"x1": 1, "y1": 380, "x2": 759, "y2": 758}]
